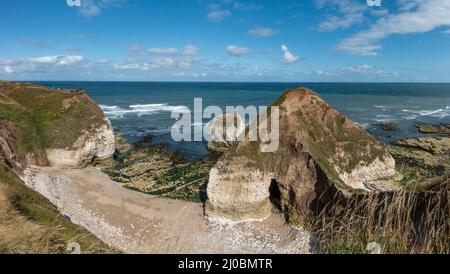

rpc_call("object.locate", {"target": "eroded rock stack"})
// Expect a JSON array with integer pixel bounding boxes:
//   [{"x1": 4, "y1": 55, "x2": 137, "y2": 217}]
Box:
[{"x1": 206, "y1": 88, "x2": 397, "y2": 223}]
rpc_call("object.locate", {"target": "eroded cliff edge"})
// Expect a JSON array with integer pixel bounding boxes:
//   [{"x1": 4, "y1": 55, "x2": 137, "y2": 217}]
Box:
[
  {"x1": 0, "y1": 81, "x2": 115, "y2": 172},
  {"x1": 206, "y1": 88, "x2": 398, "y2": 223},
  {"x1": 0, "y1": 81, "x2": 117, "y2": 253}
]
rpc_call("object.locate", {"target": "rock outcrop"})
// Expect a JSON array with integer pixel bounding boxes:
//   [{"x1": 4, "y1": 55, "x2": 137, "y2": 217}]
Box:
[
  {"x1": 0, "y1": 82, "x2": 115, "y2": 171},
  {"x1": 372, "y1": 121, "x2": 398, "y2": 132},
  {"x1": 388, "y1": 137, "x2": 450, "y2": 178},
  {"x1": 206, "y1": 88, "x2": 397, "y2": 223},
  {"x1": 416, "y1": 124, "x2": 450, "y2": 135},
  {"x1": 103, "y1": 134, "x2": 218, "y2": 203},
  {"x1": 45, "y1": 121, "x2": 115, "y2": 168}
]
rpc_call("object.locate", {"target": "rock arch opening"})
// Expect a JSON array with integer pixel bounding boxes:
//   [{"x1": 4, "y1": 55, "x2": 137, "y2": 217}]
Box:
[{"x1": 269, "y1": 179, "x2": 282, "y2": 211}]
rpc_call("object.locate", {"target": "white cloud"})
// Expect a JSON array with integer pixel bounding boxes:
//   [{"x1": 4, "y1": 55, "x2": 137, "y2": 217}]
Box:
[
  {"x1": 312, "y1": 65, "x2": 398, "y2": 78},
  {"x1": 128, "y1": 43, "x2": 141, "y2": 55},
  {"x1": 248, "y1": 27, "x2": 280, "y2": 37},
  {"x1": 344, "y1": 65, "x2": 399, "y2": 76},
  {"x1": 338, "y1": 0, "x2": 450, "y2": 56},
  {"x1": 96, "y1": 59, "x2": 109, "y2": 64},
  {"x1": 148, "y1": 48, "x2": 178, "y2": 55},
  {"x1": 80, "y1": 0, "x2": 101, "y2": 16},
  {"x1": 2, "y1": 65, "x2": 14, "y2": 74},
  {"x1": 29, "y1": 55, "x2": 84, "y2": 66},
  {"x1": 314, "y1": 70, "x2": 338, "y2": 76},
  {"x1": 114, "y1": 57, "x2": 192, "y2": 71},
  {"x1": 207, "y1": 9, "x2": 232, "y2": 22},
  {"x1": 0, "y1": 55, "x2": 85, "y2": 74},
  {"x1": 226, "y1": 45, "x2": 252, "y2": 56},
  {"x1": 281, "y1": 45, "x2": 299, "y2": 64},
  {"x1": 79, "y1": 0, "x2": 126, "y2": 17},
  {"x1": 21, "y1": 39, "x2": 53, "y2": 49},
  {"x1": 114, "y1": 43, "x2": 200, "y2": 73},
  {"x1": 184, "y1": 45, "x2": 199, "y2": 56},
  {"x1": 192, "y1": 72, "x2": 207, "y2": 77},
  {"x1": 234, "y1": 2, "x2": 262, "y2": 11},
  {"x1": 315, "y1": 0, "x2": 367, "y2": 31},
  {"x1": 370, "y1": 9, "x2": 389, "y2": 17}
]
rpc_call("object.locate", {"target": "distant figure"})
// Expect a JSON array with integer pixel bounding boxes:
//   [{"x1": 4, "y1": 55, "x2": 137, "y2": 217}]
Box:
[{"x1": 70, "y1": 89, "x2": 84, "y2": 94}]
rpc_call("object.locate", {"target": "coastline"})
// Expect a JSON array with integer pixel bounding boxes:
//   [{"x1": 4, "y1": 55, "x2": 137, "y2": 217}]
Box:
[
  {"x1": 0, "y1": 81, "x2": 448, "y2": 254},
  {"x1": 20, "y1": 166, "x2": 315, "y2": 254}
]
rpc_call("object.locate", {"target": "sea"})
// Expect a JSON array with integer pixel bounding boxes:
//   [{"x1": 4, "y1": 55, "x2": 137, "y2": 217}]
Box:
[{"x1": 34, "y1": 82, "x2": 450, "y2": 160}]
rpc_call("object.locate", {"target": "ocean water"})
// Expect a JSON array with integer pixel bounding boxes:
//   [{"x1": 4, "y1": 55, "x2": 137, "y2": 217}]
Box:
[{"x1": 35, "y1": 82, "x2": 450, "y2": 159}]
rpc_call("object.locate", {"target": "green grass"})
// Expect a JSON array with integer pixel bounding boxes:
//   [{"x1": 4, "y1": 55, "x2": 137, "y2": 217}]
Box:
[
  {"x1": 0, "y1": 82, "x2": 105, "y2": 153},
  {"x1": 0, "y1": 165, "x2": 117, "y2": 254},
  {"x1": 0, "y1": 82, "x2": 117, "y2": 254}
]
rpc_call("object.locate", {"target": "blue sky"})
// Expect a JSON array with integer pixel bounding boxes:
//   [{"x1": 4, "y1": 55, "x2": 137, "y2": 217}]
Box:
[{"x1": 1, "y1": 0, "x2": 450, "y2": 82}]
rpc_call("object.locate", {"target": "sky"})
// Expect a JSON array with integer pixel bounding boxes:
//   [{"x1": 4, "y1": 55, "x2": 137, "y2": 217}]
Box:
[{"x1": 1, "y1": 0, "x2": 450, "y2": 82}]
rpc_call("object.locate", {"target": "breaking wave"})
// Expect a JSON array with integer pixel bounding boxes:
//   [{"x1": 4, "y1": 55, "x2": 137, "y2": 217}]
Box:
[
  {"x1": 401, "y1": 108, "x2": 450, "y2": 119},
  {"x1": 100, "y1": 103, "x2": 190, "y2": 119}
]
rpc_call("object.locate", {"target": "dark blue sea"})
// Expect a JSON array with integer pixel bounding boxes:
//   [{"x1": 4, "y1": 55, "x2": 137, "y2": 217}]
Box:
[{"x1": 35, "y1": 82, "x2": 450, "y2": 159}]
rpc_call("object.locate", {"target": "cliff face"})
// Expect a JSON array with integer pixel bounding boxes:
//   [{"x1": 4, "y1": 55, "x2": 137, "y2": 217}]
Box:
[
  {"x1": 206, "y1": 88, "x2": 397, "y2": 223},
  {"x1": 0, "y1": 82, "x2": 115, "y2": 171}
]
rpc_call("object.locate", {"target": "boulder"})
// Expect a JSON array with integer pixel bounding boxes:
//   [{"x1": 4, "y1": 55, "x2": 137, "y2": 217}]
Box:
[{"x1": 206, "y1": 88, "x2": 397, "y2": 223}]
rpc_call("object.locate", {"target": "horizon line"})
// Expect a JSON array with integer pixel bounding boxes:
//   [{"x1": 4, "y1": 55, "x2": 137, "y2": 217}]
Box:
[{"x1": 3, "y1": 80, "x2": 450, "y2": 85}]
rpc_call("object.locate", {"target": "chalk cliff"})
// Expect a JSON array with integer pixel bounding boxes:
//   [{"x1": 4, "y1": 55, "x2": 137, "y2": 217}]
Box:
[
  {"x1": 0, "y1": 82, "x2": 115, "y2": 171},
  {"x1": 206, "y1": 88, "x2": 397, "y2": 223}
]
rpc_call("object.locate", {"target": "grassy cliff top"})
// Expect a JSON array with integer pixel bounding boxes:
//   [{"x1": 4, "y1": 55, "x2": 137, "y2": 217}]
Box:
[
  {"x1": 0, "y1": 82, "x2": 116, "y2": 253},
  {"x1": 0, "y1": 82, "x2": 107, "y2": 159}
]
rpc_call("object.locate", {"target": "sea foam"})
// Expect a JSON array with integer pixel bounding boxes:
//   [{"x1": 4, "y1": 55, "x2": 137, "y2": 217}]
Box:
[{"x1": 100, "y1": 103, "x2": 189, "y2": 119}]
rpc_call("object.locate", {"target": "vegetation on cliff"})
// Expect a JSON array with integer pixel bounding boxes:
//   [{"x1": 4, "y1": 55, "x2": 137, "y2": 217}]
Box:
[
  {"x1": 309, "y1": 124, "x2": 449, "y2": 254},
  {"x1": 0, "y1": 82, "x2": 112, "y2": 169},
  {"x1": 0, "y1": 82, "x2": 117, "y2": 254},
  {"x1": 1, "y1": 81, "x2": 448, "y2": 254},
  {"x1": 206, "y1": 88, "x2": 449, "y2": 254},
  {"x1": 207, "y1": 88, "x2": 397, "y2": 224},
  {"x1": 308, "y1": 179, "x2": 449, "y2": 254},
  {"x1": 0, "y1": 156, "x2": 117, "y2": 253}
]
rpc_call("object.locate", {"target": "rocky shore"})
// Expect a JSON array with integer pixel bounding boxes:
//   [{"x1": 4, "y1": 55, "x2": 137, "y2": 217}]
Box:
[
  {"x1": 102, "y1": 132, "x2": 218, "y2": 203},
  {"x1": 387, "y1": 124, "x2": 450, "y2": 191}
]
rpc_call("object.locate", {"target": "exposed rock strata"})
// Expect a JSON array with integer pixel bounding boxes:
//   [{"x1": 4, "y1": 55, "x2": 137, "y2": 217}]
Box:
[
  {"x1": 206, "y1": 88, "x2": 397, "y2": 223},
  {"x1": 416, "y1": 124, "x2": 450, "y2": 135},
  {"x1": 388, "y1": 137, "x2": 450, "y2": 178}
]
